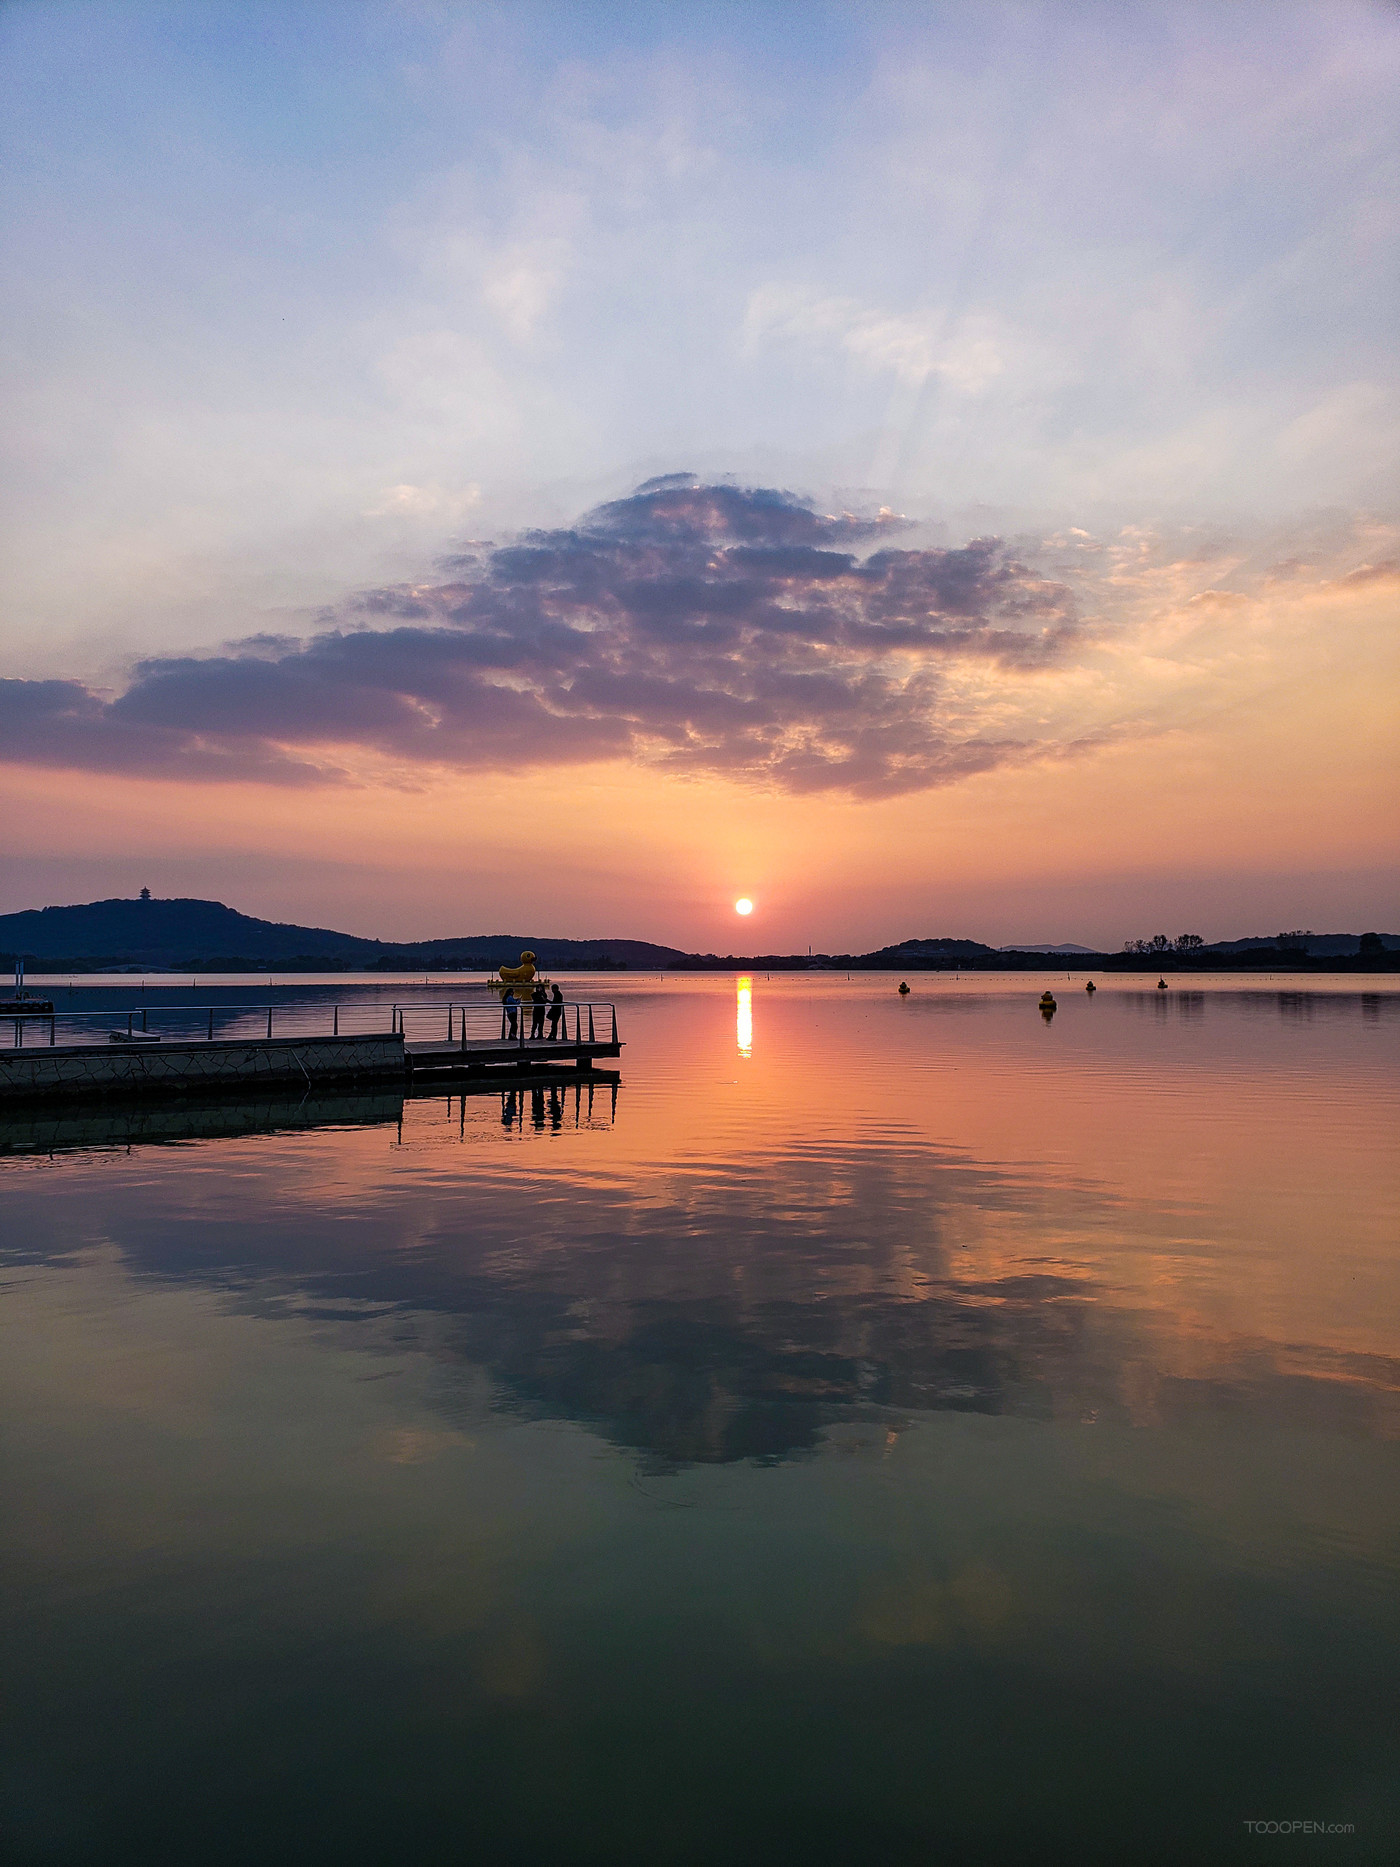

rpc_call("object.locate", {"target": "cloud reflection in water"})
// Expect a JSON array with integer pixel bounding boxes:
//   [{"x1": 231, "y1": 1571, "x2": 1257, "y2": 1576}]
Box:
[{"x1": 1, "y1": 983, "x2": 1396, "y2": 1475}]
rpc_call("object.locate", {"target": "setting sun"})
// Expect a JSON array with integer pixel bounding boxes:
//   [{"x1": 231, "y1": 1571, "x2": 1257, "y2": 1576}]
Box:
[{"x1": 734, "y1": 898, "x2": 754, "y2": 916}]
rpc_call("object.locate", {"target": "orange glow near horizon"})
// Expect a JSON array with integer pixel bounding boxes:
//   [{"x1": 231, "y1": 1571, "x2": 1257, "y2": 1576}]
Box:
[{"x1": 0, "y1": 559, "x2": 1396, "y2": 948}]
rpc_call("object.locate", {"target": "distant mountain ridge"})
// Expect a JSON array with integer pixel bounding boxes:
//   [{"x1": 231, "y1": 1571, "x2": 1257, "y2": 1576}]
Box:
[
  {"x1": 1205, "y1": 932, "x2": 1399, "y2": 955},
  {"x1": 868, "y1": 937, "x2": 996, "y2": 959},
  {"x1": 0, "y1": 896, "x2": 684, "y2": 970},
  {"x1": 998, "y1": 942, "x2": 1099, "y2": 954},
  {"x1": 0, "y1": 896, "x2": 1395, "y2": 970}
]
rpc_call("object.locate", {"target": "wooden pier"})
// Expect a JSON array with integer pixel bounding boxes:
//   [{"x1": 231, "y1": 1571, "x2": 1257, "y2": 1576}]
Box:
[
  {"x1": 0, "y1": 1033, "x2": 405, "y2": 1102},
  {"x1": 0, "y1": 1000, "x2": 622, "y2": 1103},
  {"x1": 405, "y1": 1033, "x2": 620, "y2": 1078}
]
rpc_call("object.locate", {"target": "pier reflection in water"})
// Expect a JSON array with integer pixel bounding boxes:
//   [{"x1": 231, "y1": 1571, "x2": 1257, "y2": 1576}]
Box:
[
  {"x1": 0, "y1": 1073, "x2": 619, "y2": 1161},
  {"x1": 0, "y1": 976, "x2": 1396, "y2": 1864}
]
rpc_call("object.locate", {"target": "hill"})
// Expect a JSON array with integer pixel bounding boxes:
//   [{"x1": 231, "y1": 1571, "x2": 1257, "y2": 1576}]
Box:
[
  {"x1": 0, "y1": 897, "x2": 378, "y2": 968},
  {"x1": 999, "y1": 942, "x2": 1098, "y2": 954},
  {"x1": 1, "y1": 895, "x2": 1396, "y2": 973},
  {"x1": 0, "y1": 896, "x2": 684, "y2": 971},
  {"x1": 869, "y1": 937, "x2": 997, "y2": 959},
  {"x1": 1204, "y1": 932, "x2": 1399, "y2": 956}
]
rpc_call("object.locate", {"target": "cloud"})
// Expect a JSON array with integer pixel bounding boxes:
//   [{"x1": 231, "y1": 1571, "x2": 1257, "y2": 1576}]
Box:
[
  {"x1": 0, "y1": 481, "x2": 1083, "y2": 797},
  {"x1": 479, "y1": 241, "x2": 570, "y2": 343},
  {"x1": 743, "y1": 287, "x2": 1012, "y2": 393},
  {"x1": 364, "y1": 482, "x2": 482, "y2": 521},
  {"x1": 0, "y1": 678, "x2": 330, "y2": 785}
]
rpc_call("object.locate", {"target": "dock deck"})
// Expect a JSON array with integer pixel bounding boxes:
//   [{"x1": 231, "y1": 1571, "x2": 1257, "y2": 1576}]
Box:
[
  {"x1": 405, "y1": 1035, "x2": 620, "y2": 1075},
  {"x1": 0, "y1": 1000, "x2": 622, "y2": 1102}
]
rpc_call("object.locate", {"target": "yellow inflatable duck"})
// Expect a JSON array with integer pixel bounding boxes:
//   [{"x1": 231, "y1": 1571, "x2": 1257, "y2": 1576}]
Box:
[{"x1": 497, "y1": 950, "x2": 538, "y2": 985}]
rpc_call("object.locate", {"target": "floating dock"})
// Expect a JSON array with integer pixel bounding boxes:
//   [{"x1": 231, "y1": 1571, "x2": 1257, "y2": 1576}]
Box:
[
  {"x1": 0, "y1": 1033, "x2": 405, "y2": 1102},
  {"x1": 0, "y1": 1000, "x2": 622, "y2": 1103},
  {"x1": 404, "y1": 1034, "x2": 620, "y2": 1077}
]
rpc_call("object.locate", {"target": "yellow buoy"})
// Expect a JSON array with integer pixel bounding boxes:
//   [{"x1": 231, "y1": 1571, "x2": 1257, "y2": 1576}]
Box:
[{"x1": 898, "y1": 980, "x2": 910, "y2": 995}]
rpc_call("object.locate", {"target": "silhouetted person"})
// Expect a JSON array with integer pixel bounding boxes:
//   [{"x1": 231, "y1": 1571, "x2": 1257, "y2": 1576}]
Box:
[
  {"x1": 530, "y1": 982, "x2": 547, "y2": 1038},
  {"x1": 547, "y1": 982, "x2": 565, "y2": 1039},
  {"x1": 502, "y1": 988, "x2": 519, "y2": 1037}
]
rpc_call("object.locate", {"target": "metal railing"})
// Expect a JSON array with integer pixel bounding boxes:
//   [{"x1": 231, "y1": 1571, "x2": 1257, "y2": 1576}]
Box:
[
  {"x1": 2, "y1": 1001, "x2": 393, "y2": 1050},
  {"x1": 389, "y1": 1000, "x2": 619, "y2": 1048},
  {"x1": 4, "y1": 999, "x2": 620, "y2": 1051}
]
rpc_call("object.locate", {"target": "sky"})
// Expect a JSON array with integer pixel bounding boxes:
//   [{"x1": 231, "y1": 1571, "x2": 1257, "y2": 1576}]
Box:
[{"x1": 1, "y1": 0, "x2": 1397, "y2": 951}]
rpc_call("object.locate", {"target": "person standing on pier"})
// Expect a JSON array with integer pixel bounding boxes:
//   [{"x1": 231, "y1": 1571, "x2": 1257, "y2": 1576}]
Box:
[
  {"x1": 530, "y1": 982, "x2": 547, "y2": 1039},
  {"x1": 503, "y1": 988, "x2": 519, "y2": 1038},
  {"x1": 547, "y1": 983, "x2": 565, "y2": 1040}
]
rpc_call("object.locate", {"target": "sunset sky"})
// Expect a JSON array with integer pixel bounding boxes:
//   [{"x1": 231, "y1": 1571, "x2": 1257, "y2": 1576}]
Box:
[{"x1": 2, "y1": 0, "x2": 1396, "y2": 951}]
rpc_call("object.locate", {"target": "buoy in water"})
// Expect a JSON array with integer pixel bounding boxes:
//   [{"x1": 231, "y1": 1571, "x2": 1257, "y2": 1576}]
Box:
[
  {"x1": 1085, "y1": 981, "x2": 1096, "y2": 993},
  {"x1": 898, "y1": 980, "x2": 910, "y2": 995},
  {"x1": 1157, "y1": 977, "x2": 1168, "y2": 990},
  {"x1": 1039, "y1": 991, "x2": 1057, "y2": 1013}
]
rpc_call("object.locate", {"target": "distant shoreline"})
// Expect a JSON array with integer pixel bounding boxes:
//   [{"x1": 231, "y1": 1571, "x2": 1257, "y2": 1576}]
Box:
[
  {"x1": 10, "y1": 951, "x2": 1400, "y2": 976},
  {"x1": 660, "y1": 951, "x2": 1400, "y2": 975},
  {"x1": 3, "y1": 896, "x2": 1396, "y2": 975},
  {"x1": 17, "y1": 957, "x2": 1400, "y2": 983}
]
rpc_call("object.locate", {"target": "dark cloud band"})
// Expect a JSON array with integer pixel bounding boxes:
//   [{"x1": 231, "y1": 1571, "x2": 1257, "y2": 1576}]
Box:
[{"x1": 1, "y1": 480, "x2": 1079, "y2": 796}]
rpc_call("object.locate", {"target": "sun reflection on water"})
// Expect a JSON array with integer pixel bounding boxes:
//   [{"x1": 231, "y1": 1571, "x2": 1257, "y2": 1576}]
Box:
[{"x1": 736, "y1": 975, "x2": 752, "y2": 1057}]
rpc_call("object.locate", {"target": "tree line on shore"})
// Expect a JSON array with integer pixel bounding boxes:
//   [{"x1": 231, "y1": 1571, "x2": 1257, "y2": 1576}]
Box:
[{"x1": 1, "y1": 895, "x2": 1395, "y2": 973}]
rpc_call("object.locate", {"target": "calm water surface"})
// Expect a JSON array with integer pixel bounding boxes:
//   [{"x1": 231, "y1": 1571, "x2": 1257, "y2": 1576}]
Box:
[{"x1": 2, "y1": 975, "x2": 1397, "y2": 1864}]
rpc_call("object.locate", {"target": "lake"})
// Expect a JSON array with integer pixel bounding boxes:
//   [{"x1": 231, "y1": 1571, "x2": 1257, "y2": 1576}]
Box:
[{"x1": 2, "y1": 974, "x2": 1396, "y2": 1864}]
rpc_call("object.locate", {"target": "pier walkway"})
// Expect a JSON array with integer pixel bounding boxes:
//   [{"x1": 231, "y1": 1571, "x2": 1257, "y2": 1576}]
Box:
[
  {"x1": 403, "y1": 998, "x2": 620, "y2": 1077},
  {"x1": 0, "y1": 999, "x2": 622, "y2": 1102},
  {"x1": 405, "y1": 1035, "x2": 619, "y2": 1073}
]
